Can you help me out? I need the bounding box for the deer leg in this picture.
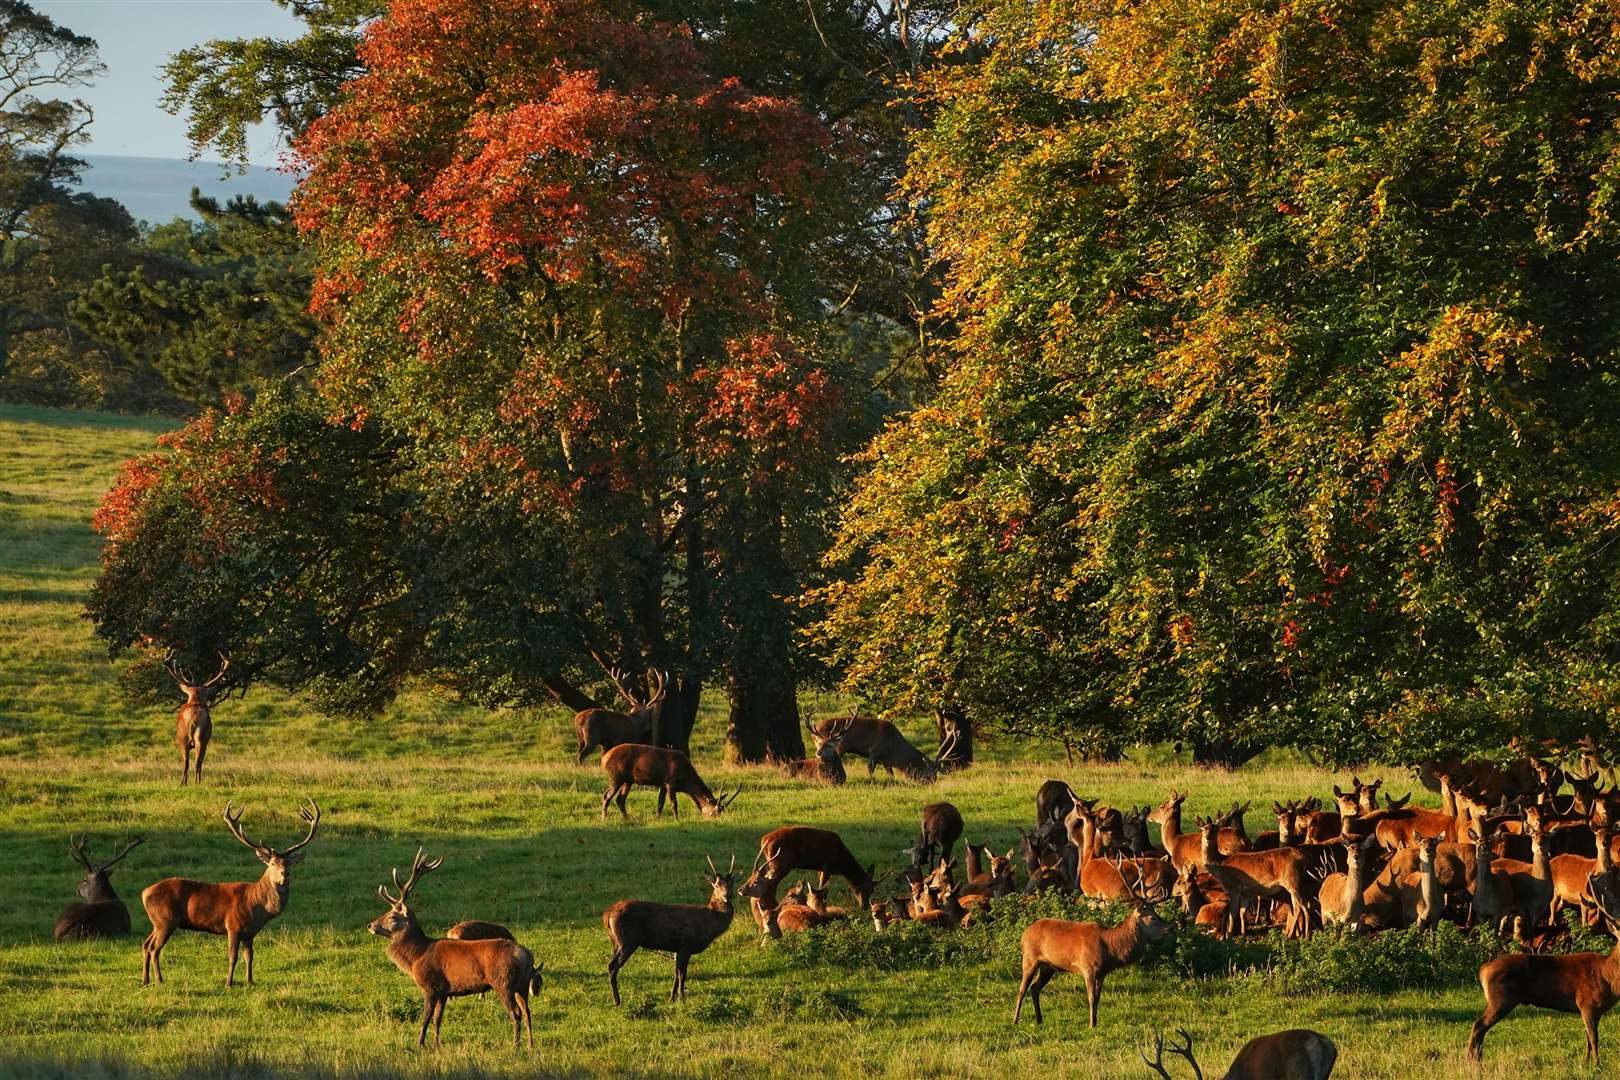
[601,786,615,818]
[656,787,666,816]
[1469,997,1515,1060]
[671,952,688,1001]
[194,738,207,783]
[577,738,592,766]
[1085,972,1103,1028]
[517,990,533,1051]
[149,927,170,983]
[244,937,254,984]
[608,945,633,1005]
[432,997,446,1048]
[1584,1006,1600,1065]
[180,742,191,785]
[668,787,680,819]
[226,931,240,987]
[616,785,630,817]
[418,996,435,1047]
[1013,961,1044,1023]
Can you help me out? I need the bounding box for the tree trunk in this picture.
[935,706,973,770]
[1191,737,1265,769]
[725,663,803,764]
[539,674,599,713]
[661,674,701,756]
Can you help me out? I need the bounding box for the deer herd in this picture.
[60,682,1620,1074]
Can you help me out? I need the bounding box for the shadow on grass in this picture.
[0,1055,669,1080]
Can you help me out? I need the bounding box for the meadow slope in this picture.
[0,404,1593,1079]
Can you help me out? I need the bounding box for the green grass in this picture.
[0,403,1603,1079]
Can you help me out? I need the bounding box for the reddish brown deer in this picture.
[1149,792,1249,872]
[599,743,739,819]
[166,650,229,785]
[446,921,515,941]
[604,855,738,1002]
[141,799,320,986]
[1141,1026,1338,1079]
[740,826,884,908]
[1470,869,1620,1063]
[1011,873,1171,1026]
[1198,818,1310,938]
[1172,863,1228,937]
[54,836,143,940]
[574,668,667,764]
[1550,821,1613,928]
[368,849,542,1050]
[1316,837,1373,930]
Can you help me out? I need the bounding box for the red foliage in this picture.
[694,333,843,472]
[93,454,165,544]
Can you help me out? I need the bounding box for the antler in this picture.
[283,799,321,855]
[99,836,144,871]
[604,666,643,709]
[387,846,443,904]
[717,785,743,811]
[201,652,231,689]
[69,835,95,871]
[1140,1028,1203,1080]
[645,668,668,705]
[223,802,266,853]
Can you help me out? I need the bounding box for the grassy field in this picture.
[0,403,1602,1079]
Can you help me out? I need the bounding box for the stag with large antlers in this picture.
[165,650,229,785]
[54,836,143,940]
[140,799,320,986]
[1141,1027,1338,1079]
[573,668,668,764]
[808,710,956,781]
[1012,867,1170,1026]
[741,826,886,908]
[603,855,738,1003]
[599,743,739,818]
[369,848,543,1051]
[781,715,850,783]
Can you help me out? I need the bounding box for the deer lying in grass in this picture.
[741,827,884,908]
[1011,871,1171,1026]
[55,836,143,940]
[141,799,320,986]
[604,855,737,1003]
[1198,818,1310,938]
[781,716,850,783]
[574,667,666,764]
[369,849,542,1050]
[1173,864,1228,937]
[166,651,230,785]
[599,744,740,819]
[1470,868,1620,1063]
[1141,1026,1337,1079]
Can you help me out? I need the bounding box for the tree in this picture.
[814,0,1620,766]
[74,192,316,407]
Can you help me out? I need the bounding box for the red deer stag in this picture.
[1470,868,1620,1063]
[599,743,740,819]
[369,849,542,1050]
[574,668,667,764]
[906,802,965,871]
[604,855,738,1003]
[781,716,850,783]
[1012,872,1171,1026]
[741,826,885,908]
[1141,1027,1337,1080]
[809,710,957,781]
[141,799,320,986]
[55,835,143,940]
[166,650,229,785]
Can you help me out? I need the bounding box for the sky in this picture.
[35,1,306,169]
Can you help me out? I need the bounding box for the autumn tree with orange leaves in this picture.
[90,0,865,760]
[815,0,1620,765]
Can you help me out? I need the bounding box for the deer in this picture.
[1469,868,1620,1063]
[141,799,320,986]
[1149,791,1249,872]
[781,715,850,782]
[740,826,885,909]
[573,667,667,764]
[599,743,739,819]
[1036,780,1079,827]
[604,855,738,1003]
[809,710,956,780]
[54,836,143,940]
[1172,863,1228,937]
[1070,805,1171,901]
[1141,1026,1338,1080]
[1011,870,1171,1026]
[1550,821,1613,928]
[1492,806,1554,930]
[1198,818,1310,938]
[446,921,515,941]
[1401,832,1445,930]
[803,883,851,920]
[1315,836,1374,930]
[906,802,964,871]
[166,650,229,785]
[959,845,1018,901]
[1469,825,1514,933]
[368,849,542,1050]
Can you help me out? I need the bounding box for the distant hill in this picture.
[74,154,297,226]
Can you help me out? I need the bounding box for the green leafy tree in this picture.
[815,0,1620,765]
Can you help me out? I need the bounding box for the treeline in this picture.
[76,0,1620,766]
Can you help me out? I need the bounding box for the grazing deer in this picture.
[1198,818,1310,938]
[1011,874,1171,1026]
[906,802,964,871]
[741,826,885,908]
[1149,792,1248,872]
[809,710,957,781]
[599,743,739,819]
[166,650,229,785]
[368,849,542,1050]
[1470,869,1620,1063]
[574,668,667,764]
[604,855,738,1003]
[141,799,320,986]
[447,921,515,941]
[1141,1026,1338,1080]
[54,836,143,940]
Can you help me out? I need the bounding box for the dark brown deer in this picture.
[740,826,884,908]
[906,802,964,870]
[781,716,850,783]
[1012,872,1171,1026]
[574,668,667,764]
[604,855,738,1003]
[166,650,229,785]
[1470,868,1620,1063]
[599,743,740,818]
[810,710,957,780]
[54,836,143,940]
[369,849,541,1050]
[140,799,320,986]
[1141,1026,1338,1079]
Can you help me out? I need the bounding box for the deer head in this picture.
[605,667,668,735]
[703,853,738,908]
[166,650,231,704]
[68,835,143,903]
[370,847,443,936]
[224,799,320,887]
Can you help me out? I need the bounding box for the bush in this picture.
[1261,921,1495,994]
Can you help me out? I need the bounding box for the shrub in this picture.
[1262,921,1494,994]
